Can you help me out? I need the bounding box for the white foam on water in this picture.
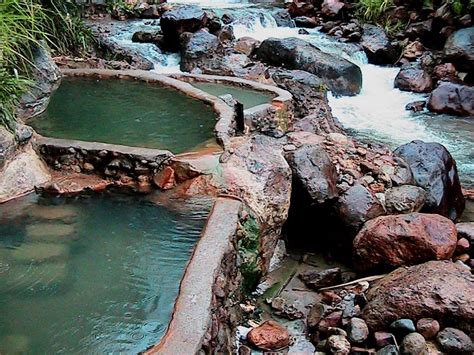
[328,64,432,144]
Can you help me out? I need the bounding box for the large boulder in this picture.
[285,144,338,204]
[394,66,433,93]
[336,183,386,232]
[394,140,465,220]
[321,0,345,18]
[160,5,208,50]
[16,43,61,120]
[427,81,474,116]
[361,24,399,65]
[0,145,51,203]
[443,27,474,74]
[221,135,291,268]
[270,69,342,134]
[255,37,362,96]
[180,30,219,72]
[271,9,295,28]
[353,213,457,272]
[0,127,16,169]
[362,261,474,332]
[180,31,252,76]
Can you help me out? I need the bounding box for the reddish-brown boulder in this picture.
[362,261,474,333]
[432,63,457,82]
[394,66,433,93]
[247,320,290,350]
[427,81,474,116]
[353,213,457,271]
[321,0,345,18]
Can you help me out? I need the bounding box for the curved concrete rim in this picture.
[167,72,293,106]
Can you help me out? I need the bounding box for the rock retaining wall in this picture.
[145,197,244,354]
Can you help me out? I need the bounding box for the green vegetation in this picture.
[355,0,394,23]
[0,0,93,129]
[238,215,263,294]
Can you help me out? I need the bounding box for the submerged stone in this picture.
[28,205,78,221]
[25,223,76,243]
[11,243,70,264]
[0,334,30,354]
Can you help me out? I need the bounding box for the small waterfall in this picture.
[103,3,473,185]
[328,64,474,185]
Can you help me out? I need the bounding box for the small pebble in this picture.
[390,319,416,337]
[416,318,440,339]
[401,332,426,354]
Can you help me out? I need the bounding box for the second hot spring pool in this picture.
[192,82,274,109]
[29,78,217,154]
[0,191,212,353]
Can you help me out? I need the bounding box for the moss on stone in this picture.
[238,214,263,294]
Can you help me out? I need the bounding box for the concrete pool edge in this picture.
[145,196,243,354]
[168,73,294,136]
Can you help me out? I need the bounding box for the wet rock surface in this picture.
[394,66,433,93]
[360,24,398,65]
[353,213,458,271]
[427,81,474,116]
[17,44,62,120]
[443,26,474,74]
[394,140,465,220]
[180,30,220,72]
[160,5,208,50]
[255,37,362,96]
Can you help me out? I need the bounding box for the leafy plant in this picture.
[0,0,93,129]
[41,0,95,55]
[355,0,394,23]
[0,69,31,129]
[0,0,47,73]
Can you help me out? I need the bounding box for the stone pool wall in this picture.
[169,73,294,137]
[35,136,172,183]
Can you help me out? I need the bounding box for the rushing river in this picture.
[105,0,473,187]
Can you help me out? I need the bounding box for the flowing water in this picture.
[101,1,473,183]
[30,77,217,154]
[0,191,212,353]
[192,82,274,109]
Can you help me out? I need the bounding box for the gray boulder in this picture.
[394,140,465,220]
[361,24,399,65]
[255,37,362,96]
[285,144,338,204]
[443,27,474,74]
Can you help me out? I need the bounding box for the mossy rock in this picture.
[11,243,70,264]
[25,223,77,243]
[0,334,30,354]
[28,205,78,222]
[238,216,263,294]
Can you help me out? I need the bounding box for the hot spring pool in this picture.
[29,78,217,154]
[192,82,274,109]
[0,191,212,353]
